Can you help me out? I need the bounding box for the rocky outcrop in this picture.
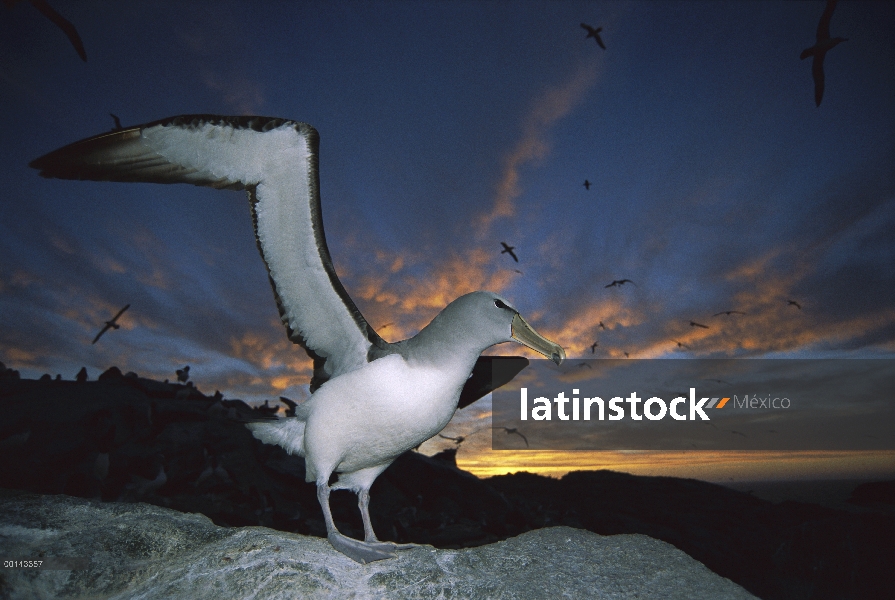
[0,491,755,600]
[1,374,892,599]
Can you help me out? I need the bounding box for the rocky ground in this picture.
[1,369,892,599]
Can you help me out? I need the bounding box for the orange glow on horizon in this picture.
[453,449,895,482]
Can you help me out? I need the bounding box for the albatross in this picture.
[30,114,566,564]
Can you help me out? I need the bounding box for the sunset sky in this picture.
[1,1,892,482]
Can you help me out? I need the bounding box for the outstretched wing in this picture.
[111,303,130,322]
[31,115,388,389]
[817,0,837,42]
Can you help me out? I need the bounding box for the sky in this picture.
[1,1,893,482]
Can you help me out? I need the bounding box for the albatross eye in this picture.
[494,299,509,310]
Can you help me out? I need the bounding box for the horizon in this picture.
[2,1,893,483]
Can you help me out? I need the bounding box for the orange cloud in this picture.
[477,61,601,235]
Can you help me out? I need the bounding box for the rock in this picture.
[98,366,124,381]
[0,490,755,600]
[848,480,895,506]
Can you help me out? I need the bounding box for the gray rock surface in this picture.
[0,490,754,599]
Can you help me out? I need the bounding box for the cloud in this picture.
[476,61,601,235]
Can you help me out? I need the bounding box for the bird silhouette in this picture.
[702,378,733,386]
[10,0,87,61]
[712,310,746,317]
[605,279,635,288]
[623,351,630,358]
[175,365,190,383]
[500,242,518,262]
[438,433,469,447]
[580,23,606,49]
[109,113,123,131]
[671,339,690,349]
[493,426,529,448]
[590,341,598,353]
[91,304,129,344]
[800,0,847,107]
[598,321,606,330]
[689,321,709,329]
[279,396,298,417]
[583,179,591,190]
[787,300,802,310]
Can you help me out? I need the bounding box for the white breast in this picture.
[303,354,465,474]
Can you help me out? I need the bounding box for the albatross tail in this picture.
[246,419,307,457]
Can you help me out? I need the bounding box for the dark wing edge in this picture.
[457,356,529,409]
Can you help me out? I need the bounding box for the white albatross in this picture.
[30,114,566,564]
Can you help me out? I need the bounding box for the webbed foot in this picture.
[328,532,397,564]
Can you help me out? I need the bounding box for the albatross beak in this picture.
[511,313,565,366]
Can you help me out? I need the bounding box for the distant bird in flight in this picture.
[109,113,123,131]
[438,433,471,447]
[623,351,630,358]
[800,0,848,107]
[493,426,529,448]
[279,396,298,417]
[787,300,802,310]
[598,321,606,330]
[590,341,598,354]
[713,310,746,317]
[605,279,635,288]
[580,23,606,50]
[583,179,591,190]
[176,365,190,383]
[513,269,523,275]
[8,0,87,61]
[500,242,518,262]
[91,303,129,344]
[672,339,690,349]
[689,321,709,329]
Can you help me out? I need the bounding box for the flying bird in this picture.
[500,241,518,262]
[671,340,689,349]
[91,303,129,344]
[605,279,635,288]
[689,321,709,329]
[598,321,606,330]
[583,179,591,190]
[590,341,598,353]
[787,300,802,310]
[279,396,298,417]
[712,310,746,317]
[580,23,606,49]
[9,0,87,61]
[31,114,565,565]
[437,432,480,447]
[800,0,848,107]
[493,426,529,448]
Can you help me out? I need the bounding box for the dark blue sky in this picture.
[1,1,893,478]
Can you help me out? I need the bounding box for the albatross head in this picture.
[427,291,565,365]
